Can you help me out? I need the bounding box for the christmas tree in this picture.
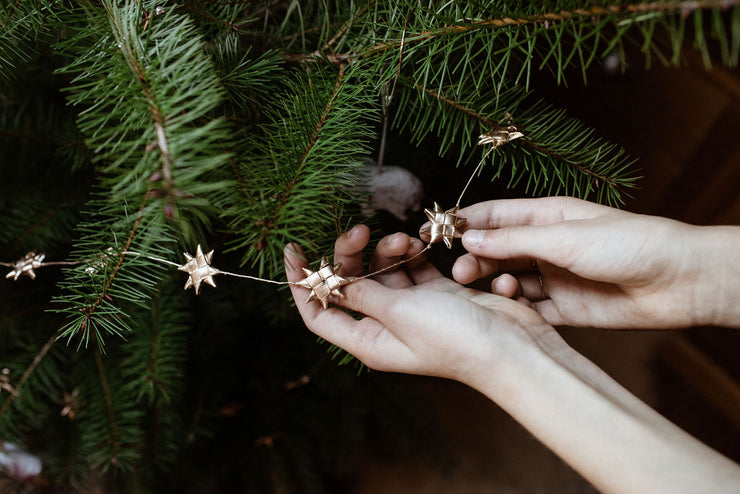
[1,0,737,491]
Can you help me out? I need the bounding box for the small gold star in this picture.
[297,258,350,309]
[477,126,524,147]
[420,202,467,249]
[178,245,220,295]
[5,252,46,280]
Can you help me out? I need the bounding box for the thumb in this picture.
[461,223,580,268]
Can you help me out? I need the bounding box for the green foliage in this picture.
[223,62,379,275]
[0,0,738,491]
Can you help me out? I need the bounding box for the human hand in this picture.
[284,225,555,387]
[450,196,738,329]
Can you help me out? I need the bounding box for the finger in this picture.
[516,273,549,301]
[458,196,610,230]
[334,224,371,277]
[452,252,534,284]
[369,233,415,288]
[403,238,444,285]
[334,277,407,323]
[530,299,566,326]
[490,273,521,298]
[462,223,580,269]
[285,245,417,371]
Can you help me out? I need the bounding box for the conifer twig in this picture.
[413,83,623,192]
[0,329,58,419]
[82,192,150,326]
[358,0,740,59]
[94,349,120,464]
[259,63,347,236]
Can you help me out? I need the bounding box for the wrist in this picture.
[689,225,740,328]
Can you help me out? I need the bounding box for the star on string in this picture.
[477,125,524,148]
[0,368,18,397]
[297,258,350,309]
[5,252,46,280]
[420,202,467,249]
[178,245,221,295]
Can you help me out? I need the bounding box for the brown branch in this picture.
[414,84,622,189]
[0,329,59,419]
[94,350,120,464]
[284,0,740,64]
[83,191,150,325]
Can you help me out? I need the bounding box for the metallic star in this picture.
[297,258,350,310]
[477,126,524,148]
[5,252,46,280]
[178,245,220,295]
[420,202,467,249]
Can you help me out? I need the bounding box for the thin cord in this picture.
[122,251,181,268]
[456,145,495,208]
[353,244,432,281]
[218,270,293,286]
[123,250,296,285]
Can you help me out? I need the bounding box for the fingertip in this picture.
[407,237,425,256]
[461,229,485,251]
[451,254,479,284]
[380,232,411,257]
[336,224,370,254]
[491,273,519,298]
[346,223,370,239]
[284,244,311,283]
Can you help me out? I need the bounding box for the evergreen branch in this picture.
[357,0,740,59]
[225,62,379,274]
[94,350,119,465]
[0,329,58,420]
[83,192,150,329]
[411,83,624,191]
[8,178,92,254]
[264,63,347,232]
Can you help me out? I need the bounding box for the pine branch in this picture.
[0,330,58,421]
[395,79,638,205]
[94,350,119,466]
[224,62,379,275]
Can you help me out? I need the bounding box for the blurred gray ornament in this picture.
[360,160,423,221]
[0,442,42,480]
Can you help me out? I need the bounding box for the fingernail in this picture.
[462,229,484,246]
[419,222,430,233]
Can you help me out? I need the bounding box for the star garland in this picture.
[1,128,523,309]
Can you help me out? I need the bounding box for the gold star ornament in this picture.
[477,125,524,148]
[420,202,467,249]
[5,252,46,280]
[178,245,221,295]
[297,257,350,309]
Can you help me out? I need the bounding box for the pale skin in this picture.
[284,196,740,494]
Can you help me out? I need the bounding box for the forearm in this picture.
[470,342,740,494]
[691,225,740,328]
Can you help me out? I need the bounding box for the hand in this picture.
[450,196,738,329]
[283,225,555,387]
[284,225,740,494]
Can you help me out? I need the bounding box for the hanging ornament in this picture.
[477,125,524,147]
[177,245,221,295]
[420,203,467,249]
[0,368,18,397]
[4,252,46,281]
[296,257,350,309]
[60,389,81,420]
